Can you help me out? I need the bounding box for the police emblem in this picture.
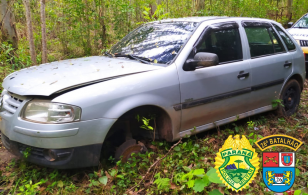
[262,152,295,192]
[215,135,259,192]
[255,135,303,193]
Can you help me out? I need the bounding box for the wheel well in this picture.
[289,74,304,91]
[105,105,173,144]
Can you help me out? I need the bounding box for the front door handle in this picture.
[284,61,292,68]
[237,71,249,80]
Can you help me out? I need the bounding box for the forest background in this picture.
[1,0,308,75]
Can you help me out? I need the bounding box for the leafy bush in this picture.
[0,42,32,92]
[0,42,32,70]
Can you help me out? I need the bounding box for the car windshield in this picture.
[109,21,198,65]
[294,14,308,28]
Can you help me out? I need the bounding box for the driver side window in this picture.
[195,26,243,64]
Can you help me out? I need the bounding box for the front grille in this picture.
[1,92,25,114]
[299,40,308,47]
[18,143,45,158]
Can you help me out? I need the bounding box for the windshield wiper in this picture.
[114,54,152,64]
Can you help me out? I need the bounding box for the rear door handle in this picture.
[284,61,292,68]
[237,71,249,80]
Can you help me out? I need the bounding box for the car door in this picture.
[177,22,253,132]
[242,21,293,109]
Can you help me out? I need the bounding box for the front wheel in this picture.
[276,79,301,116]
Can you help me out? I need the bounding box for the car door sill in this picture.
[178,105,273,138]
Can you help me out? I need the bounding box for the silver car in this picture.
[0,17,305,168]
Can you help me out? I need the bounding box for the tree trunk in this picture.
[287,0,292,21]
[0,0,18,49]
[40,0,47,63]
[98,0,106,49]
[23,0,37,65]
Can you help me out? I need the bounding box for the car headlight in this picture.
[22,100,81,123]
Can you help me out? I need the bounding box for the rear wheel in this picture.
[276,79,301,116]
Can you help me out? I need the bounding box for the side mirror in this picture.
[184,52,219,71]
[287,22,293,28]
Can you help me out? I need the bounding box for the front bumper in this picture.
[0,93,117,168]
[1,132,102,169]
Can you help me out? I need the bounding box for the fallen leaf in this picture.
[170,183,177,189]
[39,187,46,192]
[128,191,134,195]
[208,138,215,144]
[144,180,152,187]
[149,145,157,151]
[105,171,112,179]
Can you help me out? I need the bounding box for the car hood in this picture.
[3,56,163,96]
[288,28,308,40]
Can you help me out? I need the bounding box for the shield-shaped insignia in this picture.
[263,152,295,192]
[281,153,293,166]
[215,135,259,192]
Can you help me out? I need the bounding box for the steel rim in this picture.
[283,86,297,111]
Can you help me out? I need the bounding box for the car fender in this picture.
[52,64,181,136]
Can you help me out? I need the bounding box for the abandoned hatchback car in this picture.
[0,17,305,168]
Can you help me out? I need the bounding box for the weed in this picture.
[272,99,284,109]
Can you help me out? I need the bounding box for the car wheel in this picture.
[276,79,301,116]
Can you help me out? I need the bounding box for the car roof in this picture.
[157,16,278,24]
[158,16,227,23]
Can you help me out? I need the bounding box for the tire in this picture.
[276,79,301,117]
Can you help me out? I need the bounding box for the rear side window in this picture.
[244,26,285,58]
[268,27,285,53]
[196,28,243,63]
[272,24,296,51]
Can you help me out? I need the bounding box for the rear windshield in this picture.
[293,14,308,28]
[110,22,198,65]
